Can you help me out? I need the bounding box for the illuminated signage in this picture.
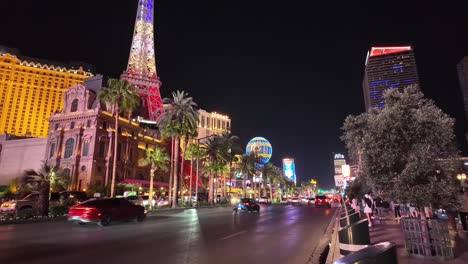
[282,158,296,184]
[334,153,344,160]
[369,46,412,57]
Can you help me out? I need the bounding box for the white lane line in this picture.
[219,230,247,241]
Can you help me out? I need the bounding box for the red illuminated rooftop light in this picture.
[369,46,412,57]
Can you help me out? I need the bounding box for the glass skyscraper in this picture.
[362,46,420,111]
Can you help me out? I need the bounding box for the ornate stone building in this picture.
[44,77,168,191]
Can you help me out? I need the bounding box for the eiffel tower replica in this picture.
[120,0,163,122]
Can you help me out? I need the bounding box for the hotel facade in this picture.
[0,47,93,137]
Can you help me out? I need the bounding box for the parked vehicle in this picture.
[233,198,260,213]
[315,195,331,208]
[67,198,146,226]
[308,198,315,205]
[0,192,40,215]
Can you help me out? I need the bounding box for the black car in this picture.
[233,198,260,213]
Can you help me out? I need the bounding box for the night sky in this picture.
[2,1,468,188]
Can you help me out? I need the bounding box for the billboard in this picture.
[282,158,296,184]
[333,153,346,175]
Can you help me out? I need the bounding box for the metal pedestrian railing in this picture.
[401,218,453,260]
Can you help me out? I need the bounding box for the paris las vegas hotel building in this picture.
[0,47,231,190]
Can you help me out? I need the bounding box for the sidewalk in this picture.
[369,212,468,263]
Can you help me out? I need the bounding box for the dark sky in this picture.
[2,0,468,188]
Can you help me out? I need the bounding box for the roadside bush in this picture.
[16,207,34,219]
[49,205,68,217]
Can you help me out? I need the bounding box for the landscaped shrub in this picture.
[49,205,68,217]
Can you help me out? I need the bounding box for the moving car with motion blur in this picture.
[314,195,332,208]
[233,198,260,213]
[67,198,146,226]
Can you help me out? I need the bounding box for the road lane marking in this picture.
[219,230,247,241]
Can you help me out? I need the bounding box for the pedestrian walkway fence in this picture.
[402,218,453,260]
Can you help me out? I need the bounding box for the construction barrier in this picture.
[339,212,360,228]
[334,241,398,264]
[338,218,370,256]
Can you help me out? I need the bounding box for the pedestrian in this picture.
[392,199,401,220]
[458,190,468,232]
[351,195,359,215]
[364,192,374,227]
[374,196,384,220]
[408,203,418,218]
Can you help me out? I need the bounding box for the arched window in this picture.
[64,138,74,158]
[70,122,75,129]
[70,99,78,112]
[86,120,92,128]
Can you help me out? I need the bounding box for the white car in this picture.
[290,197,300,205]
[258,197,271,204]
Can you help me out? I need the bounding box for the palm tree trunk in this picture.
[189,155,193,206]
[228,163,232,198]
[148,166,155,210]
[179,135,188,205]
[242,173,247,198]
[40,182,50,217]
[168,137,174,205]
[172,137,180,208]
[269,180,273,203]
[110,106,119,198]
[208,173,214,205]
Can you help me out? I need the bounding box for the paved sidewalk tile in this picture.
[369,213,468,264]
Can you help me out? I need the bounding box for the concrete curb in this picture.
[0,216,66,225]
[307,207,341,264]
[325,216,340,264]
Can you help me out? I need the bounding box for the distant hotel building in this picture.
[362,46,420,111]
[0,46,93,137]
[457,57,468,122]
[197,109,231,140]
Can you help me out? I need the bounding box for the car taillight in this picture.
[244,202,249,205]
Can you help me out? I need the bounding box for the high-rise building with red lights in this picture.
[362,46,420,111]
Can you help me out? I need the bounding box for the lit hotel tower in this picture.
[120,0,163,120]
[362,46,420,111]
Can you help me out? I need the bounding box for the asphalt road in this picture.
[0,204,336,264]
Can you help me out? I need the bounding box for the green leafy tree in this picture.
[139,147,170,209]
[98,78,140,197]
[342,85,460,212]
[156,90,199,208]
[21,163,69,216]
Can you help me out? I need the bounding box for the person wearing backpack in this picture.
[364,191,374,227]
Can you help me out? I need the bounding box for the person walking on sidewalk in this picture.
[392,199,401,220]
[374,196,384,220]
[458,190,468,232]
[364,192,374,227]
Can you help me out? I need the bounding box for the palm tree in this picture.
[21,163,69,216]
[261,163,284,202]
[156,91,199,208]
[234,152,259,198]
[98,78,140,197]
[202,136,224,204]
[217,133,241,199]
[139,147,169,210]
[186,143,204,205]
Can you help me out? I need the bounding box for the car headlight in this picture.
[1,202,15,207]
